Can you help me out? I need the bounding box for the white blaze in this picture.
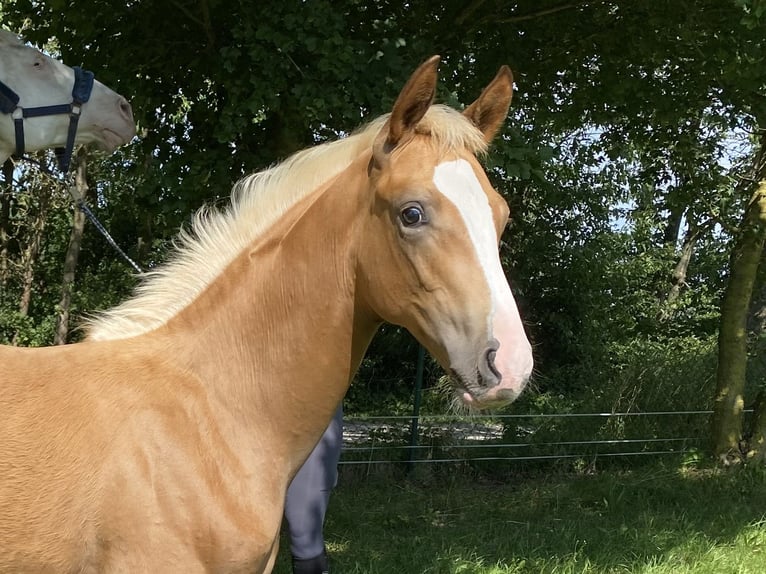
[432,159,533,389]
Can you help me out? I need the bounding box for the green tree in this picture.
[2,2,766,456]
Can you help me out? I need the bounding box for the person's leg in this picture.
[284,407,343,574]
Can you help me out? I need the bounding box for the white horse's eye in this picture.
[400,204,425,227]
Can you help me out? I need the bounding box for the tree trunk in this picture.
[662,202,685,247]
[0,159,13,285]
[136,211,153,264]
[711,179,766,462]
[666,226,697,304]
[747,390,766,464]
[746,253,766,462]
[749,257,766,336]
[53,151,89,345]
[658,215,704,319]
[11,179,51,344]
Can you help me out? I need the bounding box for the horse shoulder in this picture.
[89,345,284,569]
[0,341,284,570]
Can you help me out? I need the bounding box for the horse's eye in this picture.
[400,204,425,227]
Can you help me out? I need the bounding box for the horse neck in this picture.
[160,156,379,468]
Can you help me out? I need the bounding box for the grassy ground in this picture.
[272,461,766,573]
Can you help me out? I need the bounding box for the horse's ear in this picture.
[384,55,440,149]
[463,65,514,143]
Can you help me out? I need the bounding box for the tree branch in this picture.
[496,0,612,24]
[199,0,216,50]
[168,0,215,50]
[456,0,489,26]
[169,0,204,28]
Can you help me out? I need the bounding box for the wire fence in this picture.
[339,334,766,471]
[339,410,752,468]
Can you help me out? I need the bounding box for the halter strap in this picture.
[0,65,95,173]
[0,82,20,114]
[72,66,94,104]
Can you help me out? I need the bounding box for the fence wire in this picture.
[339,410,753,467]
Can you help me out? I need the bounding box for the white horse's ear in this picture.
[380,56,440,153]
[463,66,514,143]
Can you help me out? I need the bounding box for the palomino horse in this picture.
[0,56,533,573]
[0,29,135,168]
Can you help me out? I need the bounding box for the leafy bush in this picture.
[502,335,720,469]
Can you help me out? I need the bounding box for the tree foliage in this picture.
[2,1,765,459]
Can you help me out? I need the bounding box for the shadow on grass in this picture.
[273,461,766,573]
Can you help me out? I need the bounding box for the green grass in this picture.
[273,462,766,573]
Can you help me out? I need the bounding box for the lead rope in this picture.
[68,192,143,273]
[63,157,144,273]
[14,153,144,273]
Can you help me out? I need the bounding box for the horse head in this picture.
[0,30,135,163]
[358,56,533,410]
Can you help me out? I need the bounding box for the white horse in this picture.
[0,29,135,167]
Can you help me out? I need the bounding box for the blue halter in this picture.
[0,65,95,173]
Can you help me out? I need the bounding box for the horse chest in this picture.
[93,417,284,572]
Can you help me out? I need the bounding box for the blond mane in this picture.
[85,105,487,341]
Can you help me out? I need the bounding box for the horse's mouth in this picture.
[450,368,520,411]
[98,128,134,151]
[449,371,487,408]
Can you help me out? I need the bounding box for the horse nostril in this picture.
[486,348,501,379]
[480,343,501,387]
[118,97,132,120]
[486,348,497,370]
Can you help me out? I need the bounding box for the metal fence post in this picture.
[407,344,426,472]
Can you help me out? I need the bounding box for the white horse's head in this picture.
[0,30,135,164]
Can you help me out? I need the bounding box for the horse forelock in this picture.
[84,105,485,341]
